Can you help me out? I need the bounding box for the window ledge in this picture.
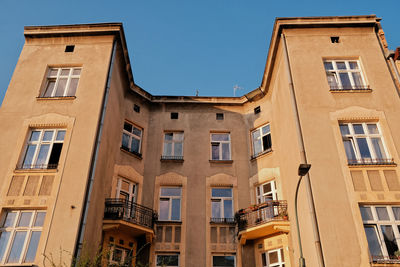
[36,96,76,101]
[120,147,142,159]
[348,163,397,168]
[329,88,372,93]
[160,156,184,162]
[251,149,273,161]
[155,220,182,225]
[209,160,233,164]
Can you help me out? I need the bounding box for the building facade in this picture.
[0,15,400,267]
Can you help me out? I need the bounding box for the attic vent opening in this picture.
[171,112,178,119]
[65,45,75,52]
[133,104,140,113]
[330,37,340,43]
[254,106,261,114]
[216,113,224,120]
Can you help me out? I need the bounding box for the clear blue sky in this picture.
[1,0,399,105]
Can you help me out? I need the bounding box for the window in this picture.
[162,132,184,160]
[121,121,142,156]
[109,246,132,267]
[256,181,277,204]
[0,210,45,264]
[159,188,181,221]
[211,188,233,222]
[254,106,261,114]
[251,124,271,158]
[323,60,368,90]
[42,67,81,97]
[64,45,75,52]
[261,248,285,267]
[171,112,179,119]
[360,205,400,262]
[156,254,179,267]
[211,133,231,160]
[212,255,235,267]
[20,129,66,169]
[216,113,224,120]
[339,122,392,165]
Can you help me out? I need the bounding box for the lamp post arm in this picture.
[295,175,306,267]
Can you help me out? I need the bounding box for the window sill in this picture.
[210,218,235,224]
[251,149,273,161]
[329,87,372,93]
[120,147,142,159]
[155,220,182,225]
[36,96,76,101]
[209,160,233,164]
[160,156,184,163]
[15,164,58,173]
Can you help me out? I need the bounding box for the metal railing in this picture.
[210,217,235,224]
[235,200,288,231]
[329,85,371,91]
[120,146,142,158]
[16,163,58,170]
[251,148,272,160]
[160,155,184,161]
[104,198,156,229]
[370,255,400,264]
[347,158,395,166]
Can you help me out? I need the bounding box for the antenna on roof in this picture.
[195,89,199,96]
[233,85,243,97]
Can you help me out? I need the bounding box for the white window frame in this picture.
[339,122,391,165]
[360,205,400,261]
[156,254,179,267]
[0,210,46,264]
[108,245,133,266]
[212,255,236,267]
[261,248,285,267]
[116,178,137,203]
[42,67,81,97]
[211,188,234,221]
[210,133,231,160]
[158,187,182,222]
[251,124,272,157]
[20,129,66,169]
[256,180,277,204]
[121,121,143,156]
[323,60,367,90]
[162,132,184,159]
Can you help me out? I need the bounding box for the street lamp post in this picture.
[295,163,311,267]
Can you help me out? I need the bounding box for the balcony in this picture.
[235,200,290,245]
[103,198,157,239]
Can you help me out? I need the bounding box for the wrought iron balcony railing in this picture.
[347,158,395,166]
[329,85,371,91]
[104,198,157,229]
[370,255,400,264]
[235,200,288,231]
[16,163,58,170]
[160,155,184,161]
[120,146,142,158]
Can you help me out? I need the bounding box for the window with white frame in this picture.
[121,121,142,156]
[261,248,285,267]
[0,210,46,264]
[156,254,179,267]
[20,129,66,169]
[42,67,81,97]
[212,255,236,267]
[109,246,133,266]
[116,178,137,203]
[211,133,231,160]
[323,60,368,90]
[162,132,184,159]
[211,188,233,222]
[251,124,272,157]
[256,180,277,204]
[159,188,181,221]
[339,122,392,165]
[360,205,400,261]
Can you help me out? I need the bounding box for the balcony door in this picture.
[116,178,137,219]
[256,181,278,222]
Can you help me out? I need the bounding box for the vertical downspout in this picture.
[281,33,325,267]
[73,39,117,260]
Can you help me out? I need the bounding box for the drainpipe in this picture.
[73,39,117,260]
[281,33,325,267]
[387,51,400,97]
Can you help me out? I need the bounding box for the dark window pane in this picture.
[364,226,383,258]
[357,138,371,159]
[381,225,398,256]
[262,134,272,151]
[339,124,350,136]
[360,207,373,221]
[213,255,235,267]
[24,231,41,262]
[212,188,232,198]
[7,231,27,263]
[353,124,364,134]
[48,143,63,166]
[123,122,132,132]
